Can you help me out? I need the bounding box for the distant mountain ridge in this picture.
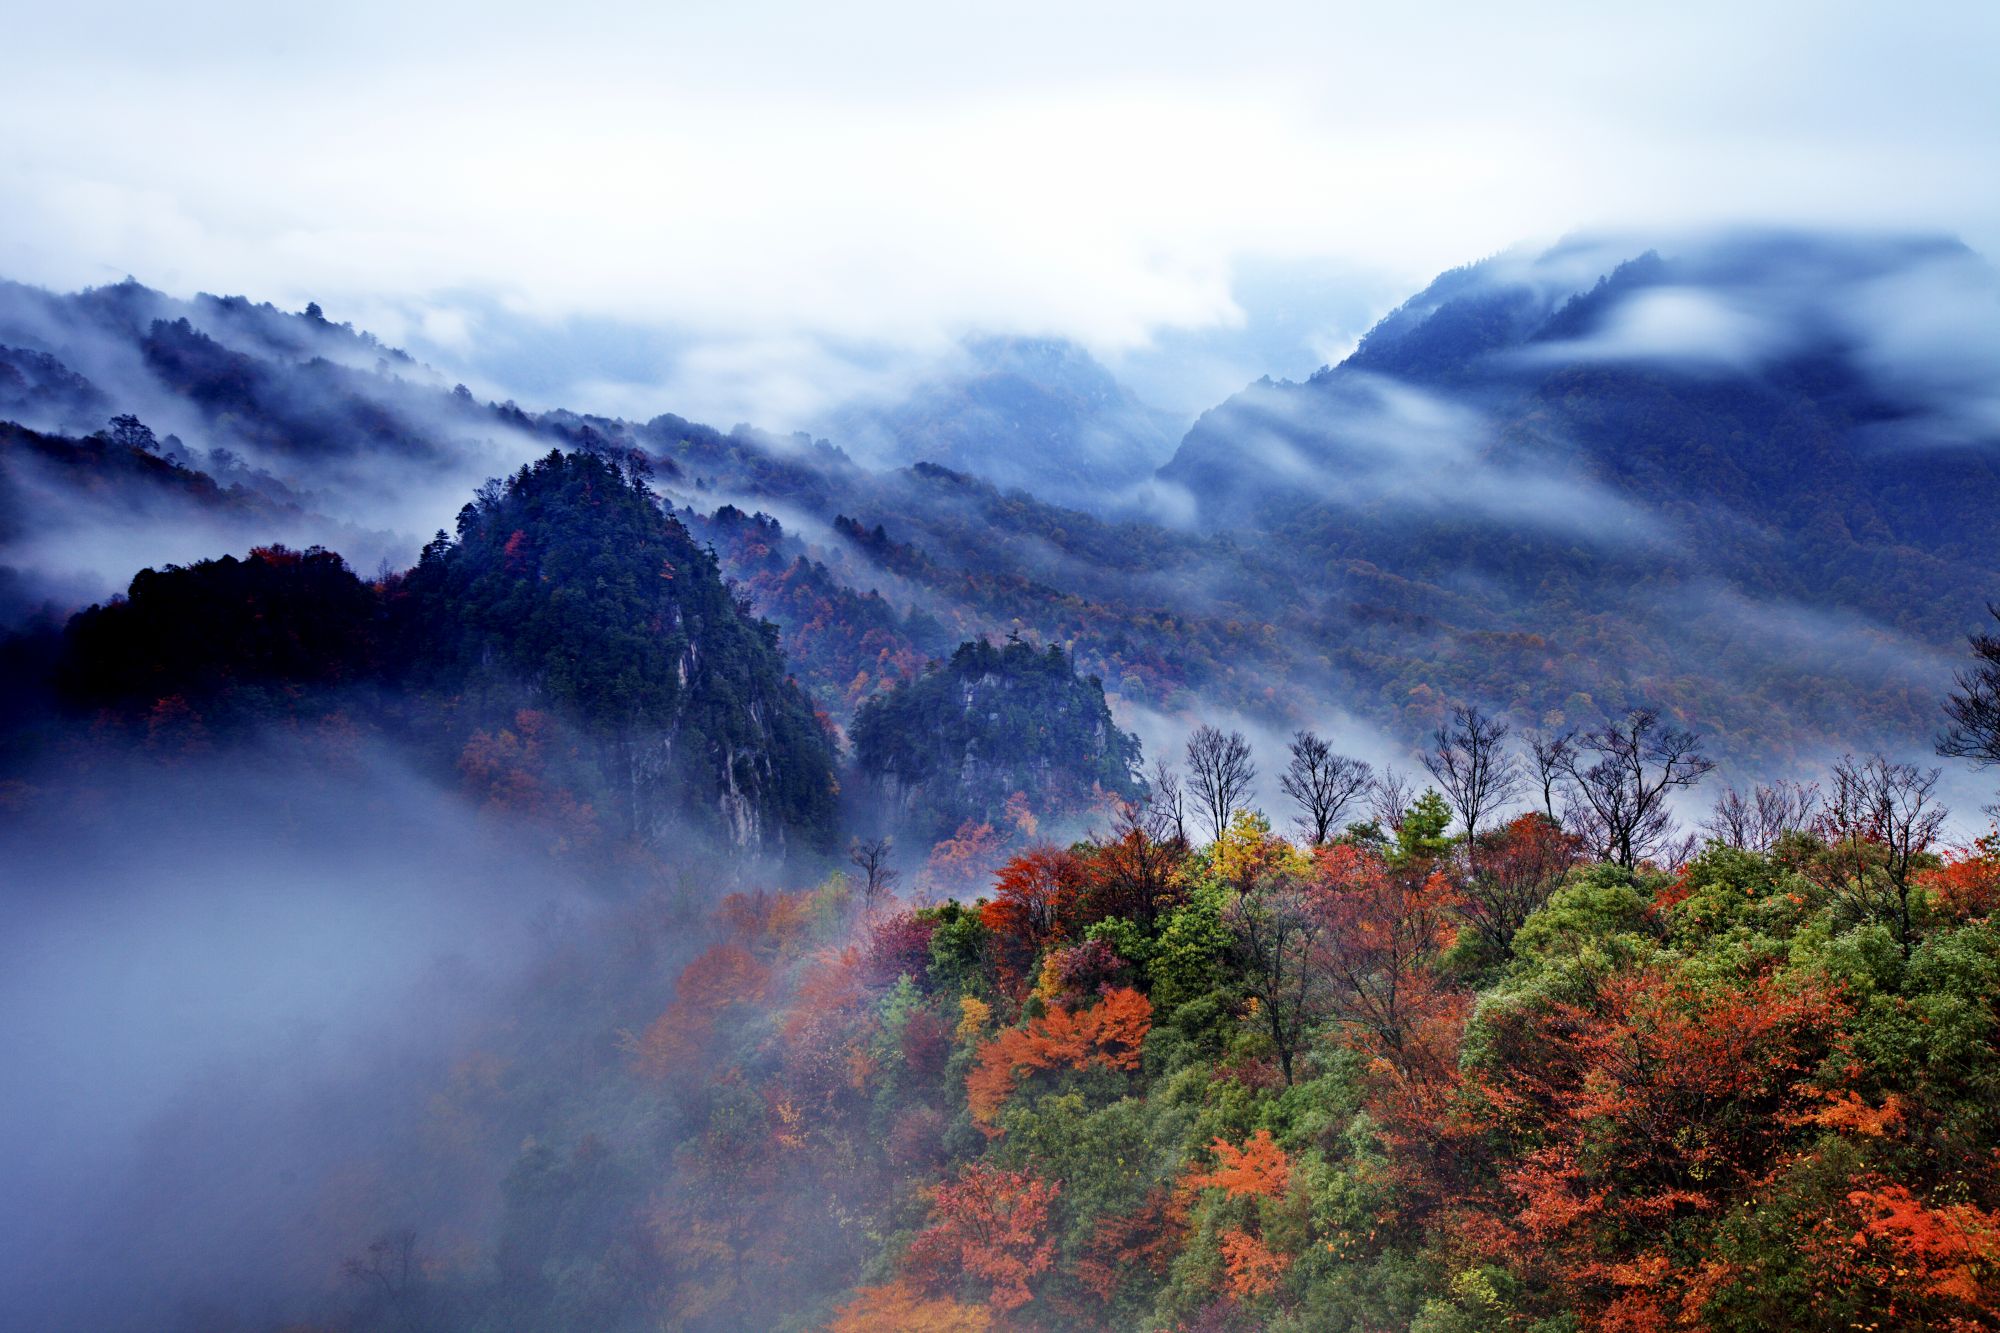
[1156,229,2000,742]
[2,231,1996,778]
[821,334,1183,505]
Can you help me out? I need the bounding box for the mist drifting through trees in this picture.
[5,23,2000,1321]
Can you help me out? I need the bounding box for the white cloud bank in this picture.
[2,1,1998,423]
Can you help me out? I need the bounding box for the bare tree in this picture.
[1146,755,1188,846]
[1558,709,1715,868]
[1422,704,1523,846]
[1701,780,1821,852]
[849,835,899,911]
[1224,871,1327,1085]
[343,1228,426,1333]
[1940,603,2000,813]
[1278,730,1373,846]
[1186,724,1256,843]
[1527,729,1577,822]
[1368,765,1415,836]
[1812,755,1948,957]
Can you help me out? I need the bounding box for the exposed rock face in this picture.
[394,448,840,855]
[41,449,841,856]
[851,637,1143,839]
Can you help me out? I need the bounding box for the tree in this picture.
[829,1281,992,1332]
[1186,724,1256,843]
[1940,603,2000,812]
[1557,709,1714,868]
[1311,843,1462,1073]
[1368,765,1415,835]
[1527,730,1577,823]
[1811,754,1949,957]
[965,987,1150,1128]
[1186,1129,1290,1199]
[1459,813,1584,957]
[920,820,1006,900]
[1278,730,1372,846]
[1225,870,1327,1085]
[1841,1182,2000,1318]
[904,1165,1062,1312]
[982,846,1086,958]
[1460,967,1846,1325]
[1392,790,1454,866]
[1920,833,2000,921]
[850,835,900,911]
[1218,1230,1289,1299]
[631,942,774,1079]
[1422,704,1521,846]
[1144,755,1188,846]
[106,413,158,453]
[342,1228,429,1333]
[1701,780,1820,852]
[1086,808,1186,924]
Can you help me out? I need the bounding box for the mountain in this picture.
[1155,229,2000,758]
[851,636,1145,838]
[8,243,2000,1333]
[821,335,1183,505]
[395,449,841,852]
[4,234,1998,786]
[0,277,531,595]
[32,449,841,855]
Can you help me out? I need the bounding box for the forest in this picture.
[14,490,1996,1329]
[14,2,2000,1325]
[275,654,2000,1332]
[4,237,2000,1331]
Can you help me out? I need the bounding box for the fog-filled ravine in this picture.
[5,217,2000,1330]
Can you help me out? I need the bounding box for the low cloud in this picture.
[1520,285,1789,370]
[1187,371,1668,546]
[9,5,2000,423]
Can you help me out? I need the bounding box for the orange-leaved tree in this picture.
[1454,964,1847,1324]
[1218,1229,1289,1299]
[965,987,1151,1131]
[1920,832,2000,921]
[1186,1129,1290,1199]
[1310,842,1465,1078]
[903,1164,1063,1312]
[629,942,772,1079]
[982,846,1088,965]
[827,1278,993,1332]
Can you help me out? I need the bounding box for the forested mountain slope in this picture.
[19,450,840,855]
[1157,230,2000,756]
[851,637,1145,839]
[4,240,2000,1333]
[821,335,1183,505]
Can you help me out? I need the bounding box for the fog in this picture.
[0,279,565,618]
[0,739,632,1331]
[1510,230,2000,426]
[1166,370,1670,544]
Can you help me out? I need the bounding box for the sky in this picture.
[5,0,2000,424]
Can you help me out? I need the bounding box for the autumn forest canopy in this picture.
[4,228,2000,1333]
